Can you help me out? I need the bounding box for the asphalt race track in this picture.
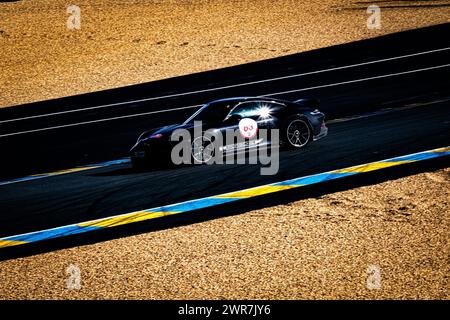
[0,24,449,256]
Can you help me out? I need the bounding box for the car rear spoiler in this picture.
[293,98,320,108]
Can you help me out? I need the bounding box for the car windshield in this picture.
[184,101,235,124]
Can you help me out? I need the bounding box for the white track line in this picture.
[0,64,450,138]
[1,47,449,124]
[1,63,449,138]
[262,63,450,97]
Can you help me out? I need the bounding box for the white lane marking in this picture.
[327,97,450,124]
[262,63,450,97]
[1,63,449,138]
[1,47,449,124]
[0,104,201,138]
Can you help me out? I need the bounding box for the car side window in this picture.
[229,102,260,118]
[227,101,284,120]
[185,102,235,124]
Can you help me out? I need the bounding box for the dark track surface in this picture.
[0,23,449,179]
[0,24,449,243]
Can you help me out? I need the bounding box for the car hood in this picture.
[138,123,199,141]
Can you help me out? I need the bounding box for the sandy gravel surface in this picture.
[0,168,448,299]
[0,0,449,107]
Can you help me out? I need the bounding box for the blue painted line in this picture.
[93,158,131,167]
[0,175,50,186]
[7,225,102,243]
[0,158,130,186]
[275,172,357,186]
[147,197,238,213]
[385,151,450,162]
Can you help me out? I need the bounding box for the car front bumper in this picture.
[313,122,328,141]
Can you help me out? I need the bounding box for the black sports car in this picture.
[130,97,328,167]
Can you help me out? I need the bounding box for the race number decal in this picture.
[239,118,258,139]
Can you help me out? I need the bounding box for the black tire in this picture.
[281,115,312,149]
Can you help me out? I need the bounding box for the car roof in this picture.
[208,96,288,105]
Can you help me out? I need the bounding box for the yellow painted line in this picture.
[31,166,100,178]
[216,185,297,198]
[79,210,179,228]
[334,160,413,173]
[432,146,450,153]
[0,240,28,248]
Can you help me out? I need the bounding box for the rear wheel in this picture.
[282,116,312,149]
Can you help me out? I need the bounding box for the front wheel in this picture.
[191,134,216,164]
[281,116,312,149]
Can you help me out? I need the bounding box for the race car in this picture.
[130,96,328,168]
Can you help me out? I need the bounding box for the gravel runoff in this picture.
[0,168,448,299]
[0,0,448,300]
[0,0,449,107]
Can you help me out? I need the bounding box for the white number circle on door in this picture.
[239,118,258,139]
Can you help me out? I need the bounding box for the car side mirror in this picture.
[224,114,242,124]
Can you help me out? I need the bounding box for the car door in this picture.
[219,101,283,153]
